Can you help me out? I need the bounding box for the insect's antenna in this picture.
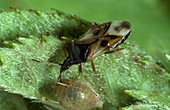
[31,59,79,86]
[31,59,77,74]
[31,59,61,66]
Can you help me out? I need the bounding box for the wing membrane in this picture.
[87,35,123,60]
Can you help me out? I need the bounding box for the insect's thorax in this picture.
[69,42,90,63]
[60,42,91,72]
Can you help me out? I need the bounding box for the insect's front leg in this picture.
[104,48,124,54]
[70,63,82,84]
[56,71,62,86]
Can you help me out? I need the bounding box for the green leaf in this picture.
[124,89,170,109]
[0,8,169,110]
[0,35,63,99]
[0,89,28,110]
[122,103,158,110]
[0,8,91,40]
[0,88,47,110]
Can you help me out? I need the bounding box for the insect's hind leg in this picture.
[91,59,97,74]
[89,48,124,75]
[104,48,124,54]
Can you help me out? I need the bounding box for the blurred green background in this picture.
[0,0,169,70]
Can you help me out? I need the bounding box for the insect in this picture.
[58,21,131,82]
[43,80,104,110]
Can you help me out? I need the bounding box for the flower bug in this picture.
[42,80,104,110]
[58,21,131,82]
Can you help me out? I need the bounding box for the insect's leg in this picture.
[91,59,97,74]
[104,48,124,54]
[54,82,69,97]
[56,71,63,86]
[83,75,89,83]
[70,63,82,84]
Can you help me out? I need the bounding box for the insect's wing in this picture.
[87,35,123,60]
[76,29,99,44]
[86,21,131,60]
[105,21,131,37]
[104,21,131,49]
[76,22,110,44]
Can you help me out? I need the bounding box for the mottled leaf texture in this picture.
[0,8,169,110]
[124,90,170,110]
[0,8,91,40]
[0,88,47,110]
[122,103,159,110]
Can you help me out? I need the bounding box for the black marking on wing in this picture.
[115,21,131,32]
[104,35,120,39]
[119,30,131,45]
[92,29,100,36]
[110,30,131,50]
[124,30,131,40]
[100,40,108,47]
[103,23,111,35]
[120,21,131,29]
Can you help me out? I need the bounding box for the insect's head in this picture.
[60,58,71,73]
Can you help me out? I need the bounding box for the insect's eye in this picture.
[100,40,108,47]
[93,29,100,36]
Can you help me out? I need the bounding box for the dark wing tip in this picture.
[121,21,131,29]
